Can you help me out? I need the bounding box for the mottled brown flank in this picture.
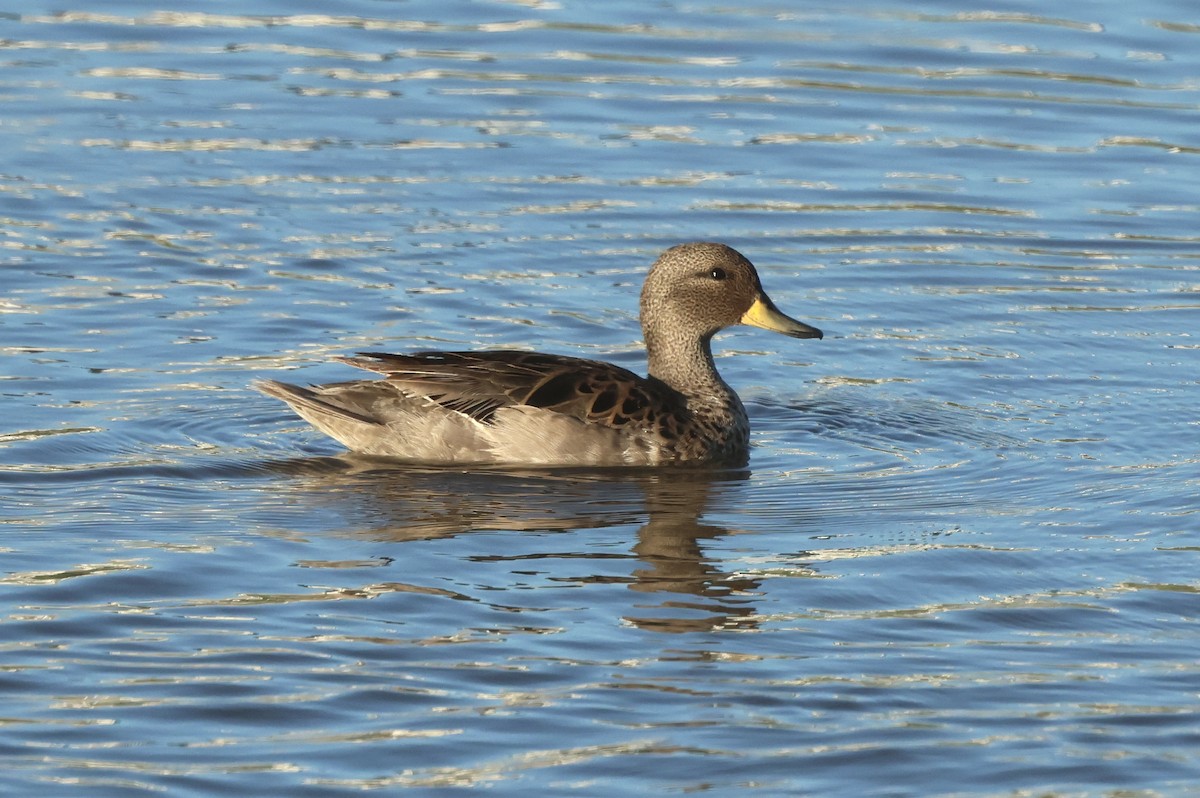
[340,350,689,432]
[590,384,618,415]
[524,371,579,409]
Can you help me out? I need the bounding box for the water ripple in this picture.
[4,0,1200,794]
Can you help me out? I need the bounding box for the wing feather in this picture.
[339,350,684,429]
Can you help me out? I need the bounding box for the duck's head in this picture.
[640,242,823,343]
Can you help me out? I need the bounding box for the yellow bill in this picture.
[740,295,823,339]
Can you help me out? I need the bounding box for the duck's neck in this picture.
[645,328,736,406]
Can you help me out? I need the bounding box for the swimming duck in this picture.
[256,242,822,466]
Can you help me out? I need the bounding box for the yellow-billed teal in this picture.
[256,242,823,466]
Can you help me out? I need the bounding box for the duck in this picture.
[255,242,823,467]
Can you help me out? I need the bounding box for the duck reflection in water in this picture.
[265,457,819,632]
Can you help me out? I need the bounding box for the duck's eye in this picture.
[710,267,727,281]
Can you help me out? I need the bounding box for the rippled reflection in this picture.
[262,458,780,632]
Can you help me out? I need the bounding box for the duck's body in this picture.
[257,242,822,467]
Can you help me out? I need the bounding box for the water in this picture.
[3,0,1199,794]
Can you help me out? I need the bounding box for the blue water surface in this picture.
[2,0,1198,795]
